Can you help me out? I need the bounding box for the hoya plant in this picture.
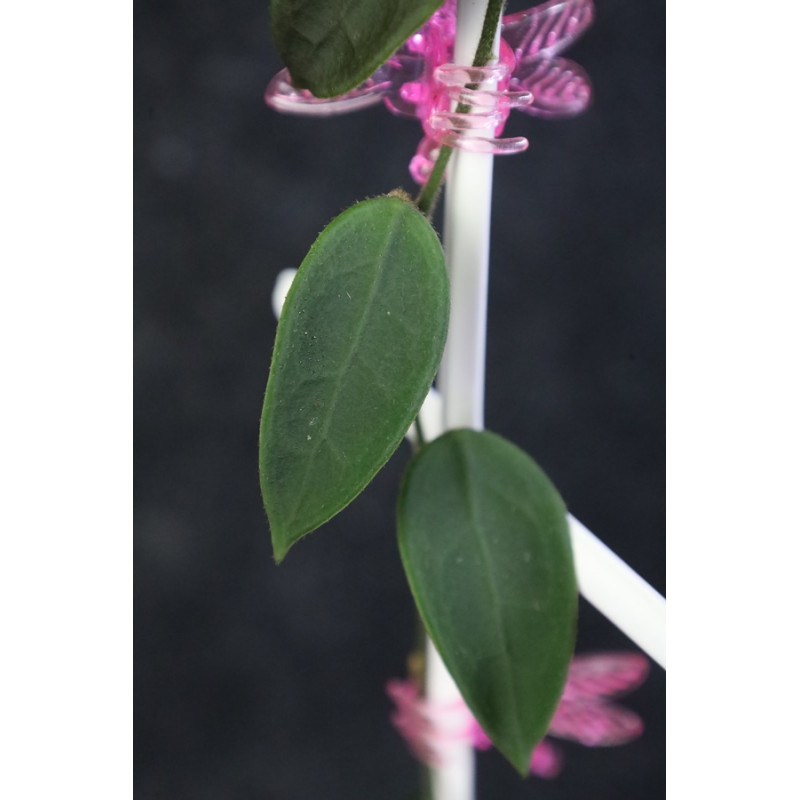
[258,0,664,795]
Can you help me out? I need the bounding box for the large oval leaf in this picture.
[397,429,577,775]
[270,0,443,97]
[260,196,449,562]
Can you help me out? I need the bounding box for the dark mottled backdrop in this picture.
[135,1,665,797]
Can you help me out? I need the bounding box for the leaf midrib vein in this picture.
[454,438,526,754]
[288,207,405,527]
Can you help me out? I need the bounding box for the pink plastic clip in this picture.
[265,0,595,183]
[426,63,532,153]
[387,652,648,778]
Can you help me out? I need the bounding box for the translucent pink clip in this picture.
[426,63,532,154]
[264,0,595,183]
[265,67,391,116]
[387,652,648,779]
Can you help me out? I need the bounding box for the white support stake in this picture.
[569,515,666,668]
[426,3,499,800]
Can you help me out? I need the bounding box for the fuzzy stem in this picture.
[415,0,506,217]
[416,145,453,218]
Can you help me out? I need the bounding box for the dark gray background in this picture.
[135,1,664,797]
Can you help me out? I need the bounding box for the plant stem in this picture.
[415,0,507,217]
[413,416,427,450]
[472,0,506,65]
[416,145,453,218]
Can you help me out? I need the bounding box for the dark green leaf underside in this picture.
[260,195,449,561]
[271,0,443,97]
[397,429,577,775]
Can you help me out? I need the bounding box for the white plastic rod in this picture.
[569,515,666,668]
[426,3,500,800]
[437,0,498,431]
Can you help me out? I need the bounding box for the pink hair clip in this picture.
[265,0,595,183]
[387,652,649,778]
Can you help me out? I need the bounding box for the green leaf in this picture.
[260,195,449,562]
[397,429,577,776]
[270,0,443,97]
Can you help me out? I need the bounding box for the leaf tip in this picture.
[484,726,540,778]
[263,500,291,563]
[270,529,290,564]
[511,749,534,779]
